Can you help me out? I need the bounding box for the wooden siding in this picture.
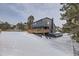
[28,29,49,34]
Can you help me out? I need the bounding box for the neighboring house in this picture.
[28,17,56,34]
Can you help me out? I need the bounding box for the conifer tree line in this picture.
[0,15,34,31]
[0,21,27,31]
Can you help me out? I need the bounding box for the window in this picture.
[47,22,49,25]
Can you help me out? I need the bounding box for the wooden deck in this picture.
[27,29,49,34]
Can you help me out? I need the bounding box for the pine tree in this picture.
[60,3,79,42]
[27,15,34,29]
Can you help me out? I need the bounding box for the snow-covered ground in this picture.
[0,32,74,56]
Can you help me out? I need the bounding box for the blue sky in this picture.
[0,3,66,27]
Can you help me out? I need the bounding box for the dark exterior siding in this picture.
[32,17,52,28]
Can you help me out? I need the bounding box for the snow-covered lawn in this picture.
[0,32,73,56]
